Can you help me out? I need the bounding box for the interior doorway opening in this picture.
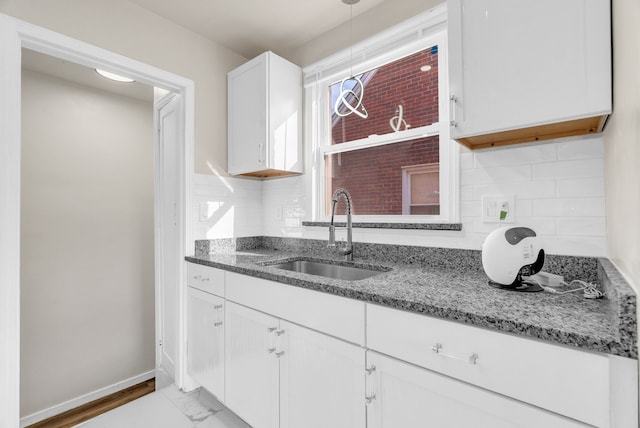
[0,14,195,428]
[20,48,159,424]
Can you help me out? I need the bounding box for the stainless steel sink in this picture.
[268,259,388,281]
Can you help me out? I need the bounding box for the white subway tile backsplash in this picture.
[460,185,474,202]
[473,180,556,200]
[460,201,482,218]
[515,217,557,235]
[540,236,606,257]
[532,159,603,180]
[556,136,604,160]
[533,198,605,217]
[557,177,605,198]
[460,152,474,170]
[469,219,504,234]
[556,218,606,236]
[514,199,533,218]
[461,165,532,186]
[473,143,556,168]
[189,137,607,258]
[191,173,263,242]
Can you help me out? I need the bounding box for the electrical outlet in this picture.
[482,195,515,223]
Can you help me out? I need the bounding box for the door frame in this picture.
[0,13,194,428]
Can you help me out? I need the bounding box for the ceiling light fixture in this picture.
[334,0,368,119]
[95,69,135,83]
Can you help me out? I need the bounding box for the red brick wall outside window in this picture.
[327,47,440,215]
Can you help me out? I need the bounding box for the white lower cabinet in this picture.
[225,301,365,428]
[187,267,637,428]
[279,320,365,428]
[187,287,225,400]
[365,351,588,428]
[225,301,279,428]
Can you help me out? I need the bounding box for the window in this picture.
[402,163,440,215]
[304,5,457,224]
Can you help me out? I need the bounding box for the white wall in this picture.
[604,0,640,292]
[603,0,640,399]
[20,70,154,417]
[262,136,607,257]
[0,0,246,176]
[285,0,443,67]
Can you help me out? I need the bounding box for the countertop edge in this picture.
[185,255,637,359]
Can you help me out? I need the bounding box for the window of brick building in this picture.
[402,163,440,215]
[304,6,458,223]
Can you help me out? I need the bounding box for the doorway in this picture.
[20,49,155,423]
[0,14,195,428]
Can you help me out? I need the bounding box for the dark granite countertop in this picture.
[186,237,637,359]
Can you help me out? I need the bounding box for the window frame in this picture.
[303,4,459,224]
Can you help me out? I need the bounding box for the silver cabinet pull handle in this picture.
[365,364,376,405]
[193,275,202,280]
[202,277,210,282]
[267,326,278,354]
[213,304,223,310]
[432,343,479,365]
[214,321,223,327]
[449,94,458,127]
[274,329,285,358]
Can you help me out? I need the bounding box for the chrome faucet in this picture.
[328,188,353,261]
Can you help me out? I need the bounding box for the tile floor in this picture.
[76,385,251,428]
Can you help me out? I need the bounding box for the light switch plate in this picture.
[482,195,515,223]
[199,202,209,222]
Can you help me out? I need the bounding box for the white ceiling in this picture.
[127,0,386,59]
[21,49,154,103]
[19,0,430,102]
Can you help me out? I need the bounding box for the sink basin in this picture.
[268,259,388,281]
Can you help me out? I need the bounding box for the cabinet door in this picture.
[225,301,279,428]
[228,53,267,175]
[279,321,365,428]
[448,0,610,140]
[366,351,589,428]
[187,287,224,400]
[267,54,303,174]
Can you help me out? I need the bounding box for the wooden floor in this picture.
[27,378,156,428]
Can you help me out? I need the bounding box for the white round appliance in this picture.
[482,226,545,290]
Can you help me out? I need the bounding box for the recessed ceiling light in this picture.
[420,65,432,72]
[95,69,135,83]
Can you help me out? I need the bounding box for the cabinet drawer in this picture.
[186,263,225,296]
[366,351,589,428]
[366,304,610,427]
[226,272,365,345]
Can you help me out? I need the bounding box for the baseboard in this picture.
[20,370,156,428]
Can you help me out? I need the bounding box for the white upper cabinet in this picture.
[447,0,611,149]
[228,51,303,178]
